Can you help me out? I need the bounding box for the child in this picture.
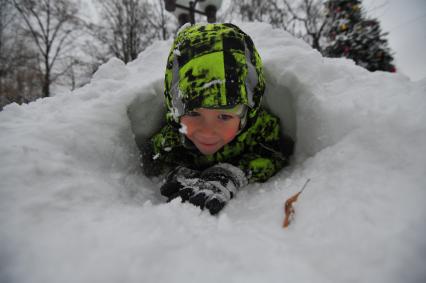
[141,23,293,215]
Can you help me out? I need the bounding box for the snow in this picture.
[1,22,426,283]
[179,123,188,135]
[176,22,192,35]
[202,79,223,89]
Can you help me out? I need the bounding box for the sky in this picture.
[362,0,426,81]
[220,0,426,81]
[81,0,426,81]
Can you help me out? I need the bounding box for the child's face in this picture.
[180,108,241,155]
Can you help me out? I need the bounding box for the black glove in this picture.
[182,163,248,215]
[160,166,200,200]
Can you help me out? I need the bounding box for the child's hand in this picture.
[160,166,200,200]
[178,164,248,215]
[177,180,228,215]
[162,164,247,215]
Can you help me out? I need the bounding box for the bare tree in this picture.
[225,0,328,52]
[90,0,153,63]
[145,0,176,41]
[225,0,295,34]
[1,0,43,110]
[0,0,16,83]
[282,0,329,51]
[227,0,275,22]
[12,0,81,97]
[0,0,13,55]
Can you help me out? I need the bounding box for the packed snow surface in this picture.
[1,22,426,283]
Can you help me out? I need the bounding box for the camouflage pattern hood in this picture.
[164,23,266,124]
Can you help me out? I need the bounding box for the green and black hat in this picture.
[164,23,266,124]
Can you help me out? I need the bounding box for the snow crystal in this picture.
[178,88,184,98]
[214,163,248,188]
[179,123,188,135]
[217,213,232,232]
[170,106,180,121]
[173,49,181,56]
[92,57,128,81]
[176,22,192,35]
[202,79,222,89]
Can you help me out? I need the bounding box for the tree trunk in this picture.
[43,56,50,97]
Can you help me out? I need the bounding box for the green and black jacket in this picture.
[141,23,293,183]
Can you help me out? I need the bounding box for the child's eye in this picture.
[186,111,200,117]
[218,114,234,121]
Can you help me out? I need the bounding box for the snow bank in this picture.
[1,22,425,283]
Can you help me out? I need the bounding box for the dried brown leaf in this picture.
[283,179,310,228]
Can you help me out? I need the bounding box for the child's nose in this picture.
[198,119,218,135]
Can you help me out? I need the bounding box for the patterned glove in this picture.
[160,166,200,201]
[182,163,248,215]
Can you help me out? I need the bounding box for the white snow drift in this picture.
[1,22,425,283]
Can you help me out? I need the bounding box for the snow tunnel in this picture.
[126,22,385,168]
[126,70,300,166]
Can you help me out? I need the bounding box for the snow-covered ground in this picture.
[1,22,425,283]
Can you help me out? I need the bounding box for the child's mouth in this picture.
[196,141,221,155]
[199,141,218,147]
[197,139,222,149]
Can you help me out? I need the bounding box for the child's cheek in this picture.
[222,127,238,143]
